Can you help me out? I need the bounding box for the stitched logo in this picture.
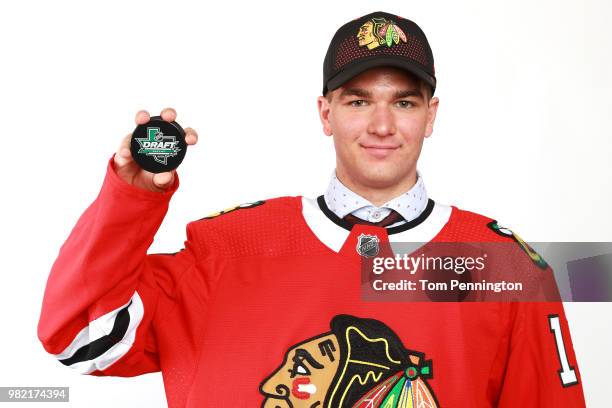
[200,200,266,220]
[260,315,438,407]
[487,220,549,269]
[357,17,407,50]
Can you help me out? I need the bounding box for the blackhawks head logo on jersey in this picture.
[260,315,439,408]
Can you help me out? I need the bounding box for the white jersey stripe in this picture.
[51,291,144,374]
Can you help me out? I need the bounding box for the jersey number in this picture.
[548,314,579,387]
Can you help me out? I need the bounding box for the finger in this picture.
[184,127,198,145]
[152,171,175,189]
[114,133,133,167]
[135,110,150,125]
[160,107,177,123]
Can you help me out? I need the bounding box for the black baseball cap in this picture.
[323,11,436,96]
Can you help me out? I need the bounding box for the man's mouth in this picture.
[360,144,399,159]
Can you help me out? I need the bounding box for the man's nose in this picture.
[367,105,396,137]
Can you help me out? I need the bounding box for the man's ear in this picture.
[317,95,333,136]
[424,96,439,138]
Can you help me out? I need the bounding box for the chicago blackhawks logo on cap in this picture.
[260,315,438,407]
[357,17,407,50]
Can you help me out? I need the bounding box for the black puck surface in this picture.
[130,116,187,173]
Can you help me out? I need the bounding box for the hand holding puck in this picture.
[113,108,198,192]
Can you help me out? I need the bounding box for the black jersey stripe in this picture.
[59,300,132,367]
[316,195,435,235]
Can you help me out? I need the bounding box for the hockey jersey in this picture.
[38,157,586,407]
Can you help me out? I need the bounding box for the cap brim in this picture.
[325,56,436,95]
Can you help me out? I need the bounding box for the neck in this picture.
[335,168,418,207]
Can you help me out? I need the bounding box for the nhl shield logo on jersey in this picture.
[357,17,408,50]
[260,315,439,408]
[356,233,380,258]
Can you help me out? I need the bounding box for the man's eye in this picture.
[397,100,414,108]
[350,100,367,107]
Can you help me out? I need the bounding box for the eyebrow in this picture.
[339,87,423,99]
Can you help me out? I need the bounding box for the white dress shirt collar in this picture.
[323,170,429,224]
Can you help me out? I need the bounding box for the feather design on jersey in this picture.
[414,379,437,408]
[351,372,401,407]
[350,370,437,408]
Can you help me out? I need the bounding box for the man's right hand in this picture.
[114,108,198,192]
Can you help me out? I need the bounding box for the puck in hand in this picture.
[130,116,187,173]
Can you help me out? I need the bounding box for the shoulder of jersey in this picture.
[442,205,510,242]
[191,196,298,225]
[185,196,316,258]
[445,205,549,269]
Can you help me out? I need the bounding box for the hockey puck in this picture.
[130,116,187,173]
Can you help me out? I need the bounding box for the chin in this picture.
[356,165,401,188]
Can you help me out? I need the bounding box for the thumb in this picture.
[152,171,175,190]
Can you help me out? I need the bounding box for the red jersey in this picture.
[38,158,586,407]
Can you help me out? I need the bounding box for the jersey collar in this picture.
[300,196,453,255]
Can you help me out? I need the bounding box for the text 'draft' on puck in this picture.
[130,116,187,173]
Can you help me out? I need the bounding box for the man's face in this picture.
[317,67,439,195]
[260,334,340,407]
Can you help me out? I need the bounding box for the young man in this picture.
[38,11,586,407]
